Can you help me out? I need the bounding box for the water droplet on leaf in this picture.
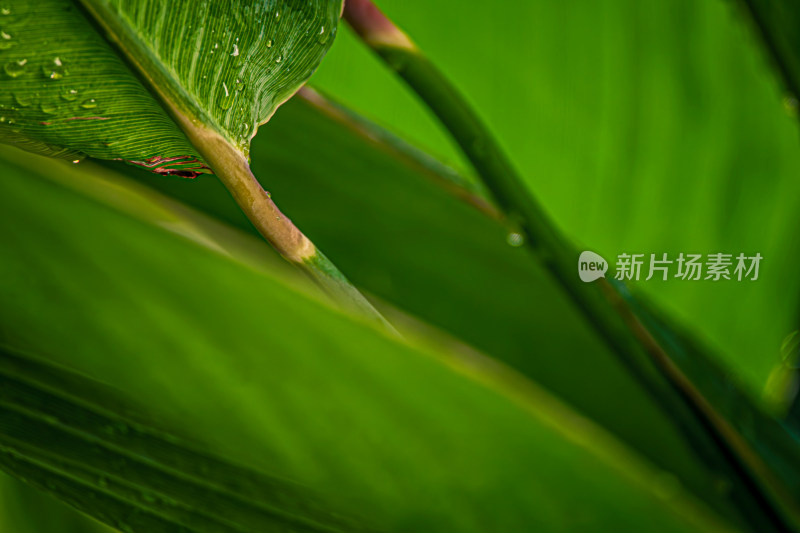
[61,88,78,101]
[13,92,30,107]
[0,30,12,50]
[783,95,798,118]
[218,83,232,110]
[317,25,330,44]
[4,58,26,77]
[42,56,67,79]
[507,232,525,247]
[80,98,97,109]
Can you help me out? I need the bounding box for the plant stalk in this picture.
[341,0,689,390]
[343,1,795,529]
[77,0,390,331]
[212,148,392,330]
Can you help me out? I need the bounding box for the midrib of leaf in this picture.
[78,0,249,169]
[73,0,389,325]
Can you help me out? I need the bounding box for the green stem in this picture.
[343,2,794,530]
[212,149,393,330]
[77,0,390,331]
[342,0,649,354]
[342,0,681,387]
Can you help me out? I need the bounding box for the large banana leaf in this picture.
[0,147,734,532]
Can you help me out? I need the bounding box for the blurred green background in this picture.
[312,0,800,394]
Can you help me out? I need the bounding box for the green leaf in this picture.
[0,0,341,171]
[0,348,370,533]
[0,146,733,532]
[128,92,800,530]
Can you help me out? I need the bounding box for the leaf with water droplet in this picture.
[0,0,342,169]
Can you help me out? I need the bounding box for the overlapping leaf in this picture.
[0,0,341,172]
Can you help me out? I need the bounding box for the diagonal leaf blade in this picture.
[0,146,735,533]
